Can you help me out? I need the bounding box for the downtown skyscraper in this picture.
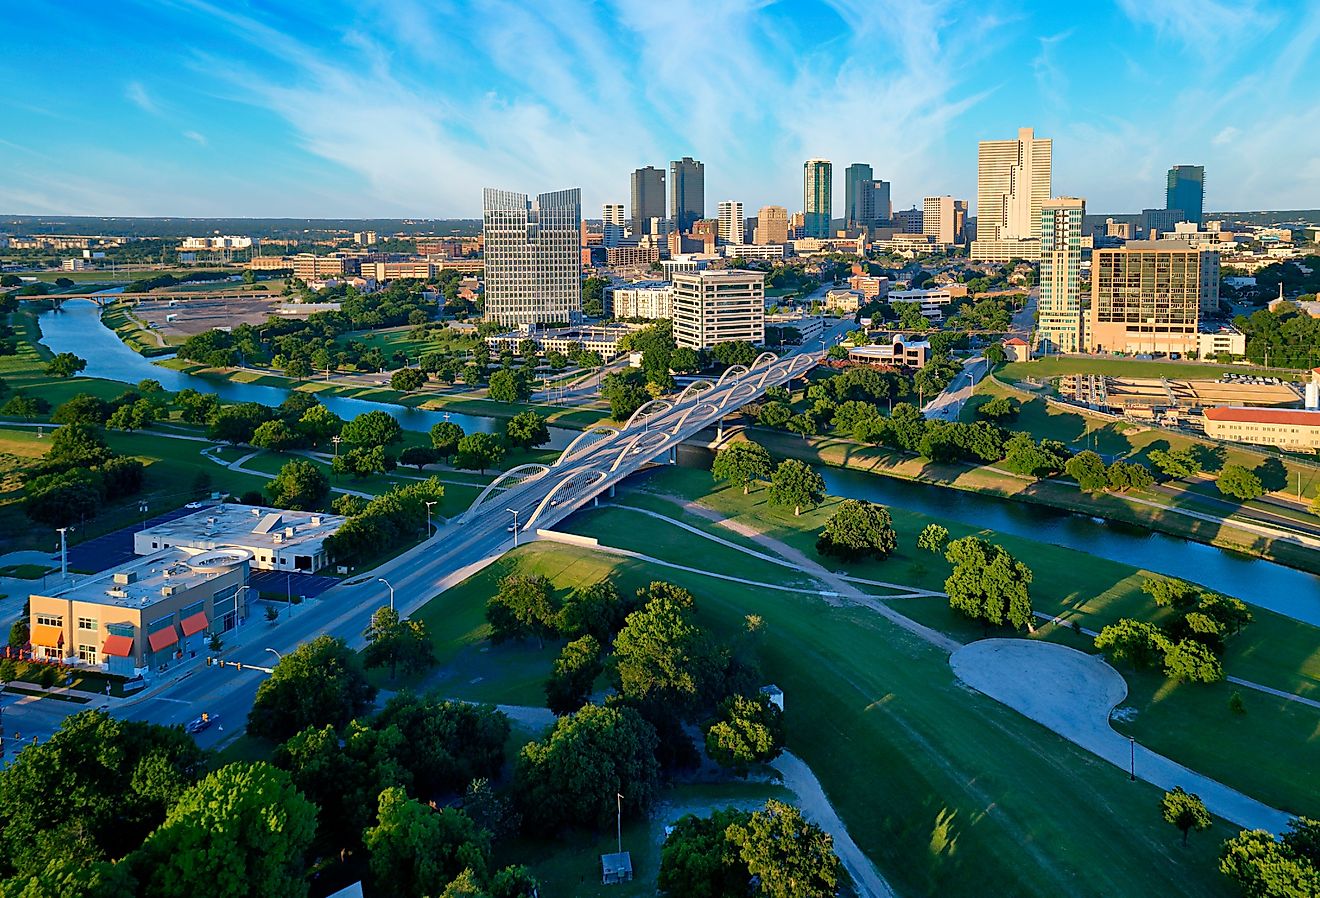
[630,166,666,235]
[669,157,705,233]
[717,200,745,245]
[1167,165,1205,225]
[482,186,581,327]
[1037,196,1086,353]
[844,163,872,228]
[803,159,832,238]
[971,127,1052,261]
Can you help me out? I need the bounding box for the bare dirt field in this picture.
[127,296,316,337]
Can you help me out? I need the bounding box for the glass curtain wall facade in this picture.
[483,187,582,327]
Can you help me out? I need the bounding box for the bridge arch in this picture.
[669,401,721,435]
[716,364,750,386]
[623,399,673,431]
[718,379,762,410]
[522,469,608,532]
[609,428,671,473]
[460,463,550,523]
[751,351,779,370]
[675,379,715,405]
[552,426,620,468]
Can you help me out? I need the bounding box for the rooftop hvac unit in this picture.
[161,585,179,596]
[106,588,128,598]
[310,516,322,526]
[112,571,137,585]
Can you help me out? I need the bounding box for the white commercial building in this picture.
[672,270,765,349]
[602,203,626,248]
[888,287,960,320]
[483,186,582,326]
[181,235,253,250]
[972,127,1052,261]
[720,243,786,260]
[717,200,745,245]
[134,504,346,573]
[606,281,673,319]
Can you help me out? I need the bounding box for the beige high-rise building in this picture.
[753,206,789,244]
[1088,240,1221,355]
[922,196,967,245]
[1038,197,1087,353]
[672,270,765,349]
[717,200,745,245]
[972,127,1052,261]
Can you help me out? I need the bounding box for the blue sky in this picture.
[2,0,1318,219]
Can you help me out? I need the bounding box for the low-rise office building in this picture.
[1202,406,1320,451]
[29,547,250,675]
[970,237,1041,263]
[486,324,636,356]
[888,287,960,320]
[1197,325,1247,359]
[848,335,930,368]
[824,289,863,314]
[720,243,786,260]
[606,281,673,319]
[848,274,890,301]
[134,505,345,573]
[672,270,765,349]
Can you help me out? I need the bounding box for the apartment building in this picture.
[672,270,765,349]
[848,274,891,301]
[606,281,673,319]
[1088,240,1220,355]
[922,196,968,245]
[717,201,745,245]
[1038,197,1087,353]
[803,160,832,238]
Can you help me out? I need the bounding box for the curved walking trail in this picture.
[951,640,1293,833]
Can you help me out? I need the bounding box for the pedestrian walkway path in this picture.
[950,639,1293,833]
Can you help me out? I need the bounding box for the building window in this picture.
[77,617,98,631]
[36,613,63,628]
[78,644,98,665]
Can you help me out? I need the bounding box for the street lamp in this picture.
[56,527,69,578]
[331,435,342,476]
[377,577,395,611]
[1129,736,1136,781]
[265,647,283,663]
[425,500,437,537]
[506,508,520,547]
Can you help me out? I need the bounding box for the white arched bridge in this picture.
[455,350,820,539]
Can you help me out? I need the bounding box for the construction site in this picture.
[1061,372,1304,426]
[119,295,337,338]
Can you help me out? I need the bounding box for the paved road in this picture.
[923,356,986,421]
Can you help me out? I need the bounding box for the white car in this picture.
[184,501,205,510]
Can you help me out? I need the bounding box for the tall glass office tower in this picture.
[669,157,705,233]
[803,159,832,238]
[483,187,581,327]
[1166,165,1205,225]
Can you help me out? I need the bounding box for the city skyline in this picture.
[2,2,1319,218]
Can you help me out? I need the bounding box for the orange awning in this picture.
[30,624,63,648]
[103,634,134,657]
[179,612,208,637]
[147,628,178,652]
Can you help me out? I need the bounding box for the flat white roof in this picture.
[41,547,246,609]
[138,504,345,554]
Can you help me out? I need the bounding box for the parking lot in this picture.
[66,506,203,574]
[248,569,340,599]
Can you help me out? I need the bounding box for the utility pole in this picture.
[57,528,69,578]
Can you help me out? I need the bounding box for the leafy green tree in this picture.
[712,441,774,494]
[917,523,949,554]
[248,635,377,741]
[250,419,304,453]
[486,573,558,646]
[174,389,219,426]
[815,499,898,560]
[372,693,509,799]
[487,368,531,403]
[1161,787,1210,846]
[1,393,50,420]
[767,459,825,516]
[44,353,86,378]
[365,787,490,898]
[976,394,1019,421]
[1065,450,1110,492]
[208,402,271,445]
[556,578,634,642]
[399,445,439,471]
[785,413,818,440]
[757,400,793,428]
[390,367,427,392]
[1219,825,1320,897]
[8,620,29,649]
[1142,576,1201,610]
[51,394,110,426]
[1218,464,1265,501]
[613,589,723,717]
[984,342,1007,365]
[1107,460,1155,492]
[430,420,466,461]
[341,409,403,448]
[45,422,112,468]
[363,605,435,680]
[1197,593,1253,636]
[266,460,329,510]
[133,762,317,898]
[504,410,549,450]
[705,693,784,774]
[544,635,603,715]
[658,808,755,898]
[1164,639,1224,683]
[1149,447,1201,480]
[514,703,660,831]
[0,711,204,877]
[1093,619,1172,671]
[600,370,649,420]
[944,536,1034,630]
[23,468,102,528]
[1002,432,1070,478]
[0,855,136,898]
[332,445,390,479]
[725,800,846,898]
[294,404,343,446]
[455,432,505,473]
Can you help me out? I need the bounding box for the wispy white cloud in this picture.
[1212,126,1239,146]
[1032,31,1072,112]
[125,81,159,114]
[183,130,207,145]
[1115,0,1278,59]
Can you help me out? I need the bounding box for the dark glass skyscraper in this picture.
[669,157,705,233]
[1166,165,1205,225]
[844,163,873,227]
[630,166,666,235]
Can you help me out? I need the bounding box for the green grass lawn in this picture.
[998,356,1306,382]
[0,563,54,579]
[422,538,1237,897]
[0,306,131,411]
[334,324,481,361]
[99,302,175,356]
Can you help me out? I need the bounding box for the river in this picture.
[37,299,574,447]
[675,448,1320,626]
